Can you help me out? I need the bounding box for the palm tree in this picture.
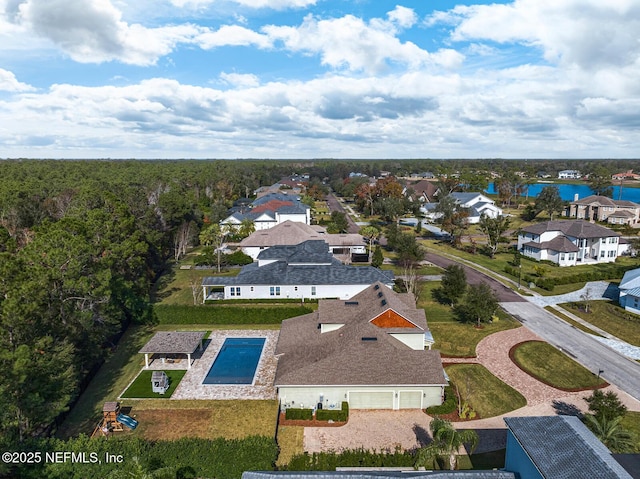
[583,414,635,453]
[415,418,479,471]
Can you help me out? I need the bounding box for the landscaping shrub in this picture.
[503,263,637,291]
[285,447,414,471]
[154,304,312,324]
[285,408,313,420]
[224,250,253,266]
[426,386,456,415]
[316,402,349,422]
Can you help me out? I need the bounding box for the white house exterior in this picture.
[221,193,310,231]
[239,221,365,260]
[618,268,640,315]
[517,220,622,266]
[419,192,503,224]
[558,169,581,179]
[275,283,446,411]
[202,240,393,301]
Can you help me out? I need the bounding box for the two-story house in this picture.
[517,220,622,266]
[566,195,640,225]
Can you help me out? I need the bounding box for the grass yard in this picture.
[543,306,605,336]
[621,412,640,453]
[417,282,457,323]
[457,449,506,470]
[560,300,640,346]
[154,266,240,306]
[121,370,186,398]
[430,309,520,357]
[130,400,279,441]
[511,341,607,390]
[445,364,527,418]
[276,426,305,467]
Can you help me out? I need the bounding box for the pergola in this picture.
[139,331,206,369]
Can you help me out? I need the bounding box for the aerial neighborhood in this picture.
[2,159,640,478]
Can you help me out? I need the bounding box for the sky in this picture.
[0,0,639,159]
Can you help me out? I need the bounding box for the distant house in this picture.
[275,282,445,411]
[517,220,622,266]
[418,192,503,224]
[238,220,365,260]
[504,416,633,479]
[566,195,640,225]
[221,193,310,230]
[558,169,581,179]
[618,268,640,315]
[612,170,640,181]
[403,179,440,203]
[201,240,393,301]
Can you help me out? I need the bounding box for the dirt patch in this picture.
[278,412,347,427]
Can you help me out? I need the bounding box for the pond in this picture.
[486,182,640,202]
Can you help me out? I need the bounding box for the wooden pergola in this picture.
[139,331,206,369]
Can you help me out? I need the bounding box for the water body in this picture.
[486,182,640,202]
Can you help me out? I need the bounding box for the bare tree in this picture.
[173,221,195,262]
[189,274,203,305]
[580,287,592,313]
[401,264,423,300]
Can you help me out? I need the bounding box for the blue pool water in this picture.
[203,338,265,385]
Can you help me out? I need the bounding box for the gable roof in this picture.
[620,268,640,290]
[405,180,439,200]
[274,284,445,387]
[504,416,633,479]
[450,192,490,204]
[523,236,579,253]
[522,220,620,239]
[258,239,333,263]
[571,195,639,209]
[239,220,363,248]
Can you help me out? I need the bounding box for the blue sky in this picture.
[0,0,639,159]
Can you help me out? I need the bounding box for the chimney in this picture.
[574,194,579,202]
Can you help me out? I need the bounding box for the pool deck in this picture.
[170,329,279,400]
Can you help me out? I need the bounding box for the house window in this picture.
[601,238,606,244]
[294,286,298,291]
[569,253,575,260]
[608,251,616,258]
[251,287,254,291]
[560,254,565,261]
[311,286,316,296]
[230,287,241,297]
[270,286,281,296]
[610,237,618,244]
[600,251,605,258]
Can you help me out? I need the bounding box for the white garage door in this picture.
[399,391,422,409]
[348,391,394,409]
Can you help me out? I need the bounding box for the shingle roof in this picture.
[504,416,633,479]
[239,221,326,247]
[450,192,487,204]
[609,210,636,218]
[257,240,333,263]
[139,331,206,354]
[274,283,445,387]
[620,268,640,290]
[523,236,579,253]
[522,220,620,239]
[571,195,639,209]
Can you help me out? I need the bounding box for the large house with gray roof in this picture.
[517,220,623,266]
[221,193,310,231]
[239,220,366,260]
[201,240,394,301]
[566,194,640,225]
[274,282,445,411]
[419,192,502,224]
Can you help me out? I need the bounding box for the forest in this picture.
[1,157,638,451]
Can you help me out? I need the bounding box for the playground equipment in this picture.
[152,371,169,394]
[91,402,138,438]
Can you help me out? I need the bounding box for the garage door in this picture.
[348,391,394,409]
[399,391,422,409]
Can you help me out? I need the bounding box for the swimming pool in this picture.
[203,338,265,385]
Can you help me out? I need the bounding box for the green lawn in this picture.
[417,282,457,323]
[121,370,187,398]
[560,300,640,346]
[445,364,527,418]
[543,306,604,337]
[154,266,240,306]
[511,341,608,390]
[621,412,640,453]
[430,309,520,357]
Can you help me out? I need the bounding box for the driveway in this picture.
[526,280,618,307]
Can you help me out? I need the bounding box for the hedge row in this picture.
[285,408,313,420]
[504,263,636,291]
[9,435,278,479]
[316,401,349,422]
[154,304,313,324]
[425,386,456,415]
[285,447,414,470]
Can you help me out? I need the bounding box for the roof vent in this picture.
[377,291,384,298]
[381,299,387,306]
[374,284,380,290]
[345,301,359,306]
[361,337,377,342]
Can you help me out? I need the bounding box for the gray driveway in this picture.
[527,281,618,307]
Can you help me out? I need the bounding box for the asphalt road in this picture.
[325,193,361,234]
[425,252,525,303]
[501,302,640,401]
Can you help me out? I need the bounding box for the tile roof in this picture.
[504,416,633,479]
[522,220,620,239]
[139,331,206,354]
[274,283,445,387]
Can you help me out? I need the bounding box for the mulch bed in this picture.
[278,413,347,427]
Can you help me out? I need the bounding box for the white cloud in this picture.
[197,25,272,49]
[220,72,260,88]
[432,0,640,71]
[386,5,417,29]
[0,69,35,92]
[169,0,316,9]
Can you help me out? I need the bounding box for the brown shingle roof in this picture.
[522,220,619,239]
[139,331,206,354]
[274,283,445,387]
